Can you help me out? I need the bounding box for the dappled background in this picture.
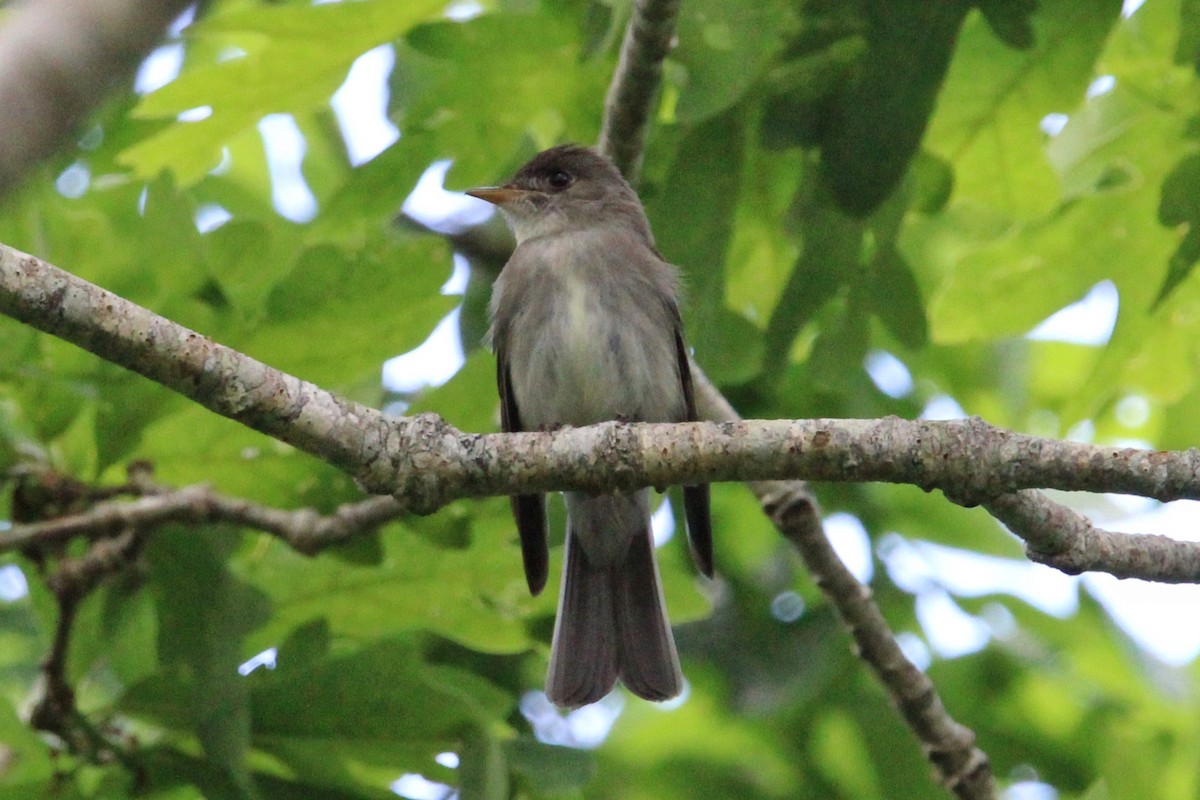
[3,1,1200,798]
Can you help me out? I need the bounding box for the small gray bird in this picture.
[467,144,712,708]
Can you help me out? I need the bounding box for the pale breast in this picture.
[499,232,685,430]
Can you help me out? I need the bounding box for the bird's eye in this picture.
[547,169,573,189]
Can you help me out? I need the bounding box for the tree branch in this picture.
[763,484,995,799]
[689,364,995,797]
[596,0,681,181]
[5,243,1200,554]
[0,484,402,557]
[30,526,146,767]
[0,0,194,195]
[984,489,1200,582]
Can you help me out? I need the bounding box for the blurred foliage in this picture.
[2,0,1200,798]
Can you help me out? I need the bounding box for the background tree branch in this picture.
[0,0,194,194]
[596,0,680,181]
[0,480,403,557]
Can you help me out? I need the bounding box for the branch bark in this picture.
[0,0,194,194]
[984,489,1200,582]
[0,484,402,557]
[5,243,1200,564]
[763,485,993,797]
[596,0,681,181]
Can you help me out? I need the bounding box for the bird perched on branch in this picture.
[468,144,713,708]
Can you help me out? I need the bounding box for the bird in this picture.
[467,144,712,708]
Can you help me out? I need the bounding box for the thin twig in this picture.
[31,527,145,768]
[764,485,996,799]
[2,484,403,557]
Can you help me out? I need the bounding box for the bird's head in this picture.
[467,144,651,244]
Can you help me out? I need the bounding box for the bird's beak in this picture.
[465,186,526,206]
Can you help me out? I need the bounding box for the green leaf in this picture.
[399,11,611,190]
[120,0,448,185]
[601,677,800,795]
[907,150,955,214]
[129,399,344,507]
[505,739,596,794]
[819,0,971,216]
[976,0,1038,49]
[139,746,401,800]
[132,528,273,798]
[252,236,456,388]
[700,309,764,386]
[758,175,863,384]
[925,0,1124,217]
[202,220,293,322]
[810,709,882,797]
[724,145,805,326]
[0,699,54,786]
[61,575,160,704]
[1175,0,1200,69]
[1154,151,1200,306]
[248,639,513,779]
[667,0,792,124]
[645,111,745,373]
[274,617,332,669]
[806,305,869,392]
[922,195,1151,346]
[458,726,508,800]
[864,246,928,349]
[94,369,182,473]
[235,509,549,655]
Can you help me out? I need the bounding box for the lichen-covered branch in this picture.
[984,489,1200,582]
[0,0,194,194]
[4,242,1200,546]
[597,0,681,180]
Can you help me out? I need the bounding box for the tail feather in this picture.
[546,492,682,708]
[546,533,618,708]
[614,527,682,701]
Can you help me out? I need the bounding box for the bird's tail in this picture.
[546,492,682,708]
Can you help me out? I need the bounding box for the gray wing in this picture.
[498,341,550,595]
[674,324,713,578]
